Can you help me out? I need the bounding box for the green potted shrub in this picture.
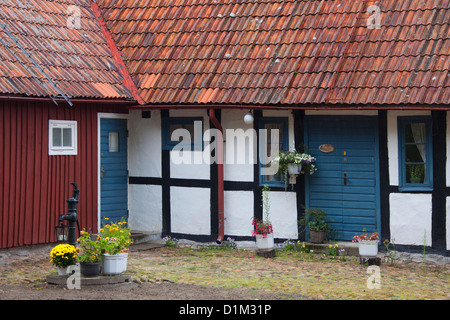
[304,208,329,244]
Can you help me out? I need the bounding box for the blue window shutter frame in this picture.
[259,117,289,187]
[398,116,433,191]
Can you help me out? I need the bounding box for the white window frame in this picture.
[49,120,77,155]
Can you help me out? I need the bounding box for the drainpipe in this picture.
[209,109,224,244]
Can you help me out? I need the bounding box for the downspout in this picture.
[209,109,224,244]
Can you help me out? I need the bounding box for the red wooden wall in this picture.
[0,99,127,248]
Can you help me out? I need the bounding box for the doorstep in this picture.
[130,231,161,245]
[130,239,166,252]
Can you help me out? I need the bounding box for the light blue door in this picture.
[305,116,380,241]
[100,118,128,226]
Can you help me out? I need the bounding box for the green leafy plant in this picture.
[163,236,179,248]
[252,185,273,238]
[304,208,329,231]
[77,230,102,263]
[97,218,133,255]
[220,237,237,250]
[282,239,297,251]
[296,241,309,253]
[328,243,339,257]
[383,239,399,265]
[423,229,427,265]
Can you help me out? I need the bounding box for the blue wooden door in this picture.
[305,116,380,241]
[100,118,128,226]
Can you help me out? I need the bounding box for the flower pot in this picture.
[287,163,302,175]
[80,262,101,278]
[255,234,274,250]
[309,228,326,244]
[358,240,379,257]
[56,266,68,276]
[102,253,128,275]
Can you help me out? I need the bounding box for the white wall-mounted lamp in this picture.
[243,110,254,124]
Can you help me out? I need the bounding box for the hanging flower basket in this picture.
[287,163,302,175]
[271,149,316,188]
[271,149,317,177]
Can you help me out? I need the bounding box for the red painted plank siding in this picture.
[0,100,126,248]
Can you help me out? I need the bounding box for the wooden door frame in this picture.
[304,115,381,240]
[97,113,130,231]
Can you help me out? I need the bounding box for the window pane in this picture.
[169,124,183,142]
[406,164,425,184]
[52,128,62,147]
[62,128,72,147]
[261,120,286,184]
[405,123,426,143]
[263,142,282,181]
[183,123,195,138]
[405,144,426,162]
[109,132,119,152]
[265,123,283,144]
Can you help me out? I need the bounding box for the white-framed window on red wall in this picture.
[48,120,77,155]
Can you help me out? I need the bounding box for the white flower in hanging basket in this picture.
[271,149,317,176]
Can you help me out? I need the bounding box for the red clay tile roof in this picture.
[97,0,449,106]
[0,0,132,100]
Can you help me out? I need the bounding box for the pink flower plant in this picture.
[352,231,380,242]
[251,217,273,238]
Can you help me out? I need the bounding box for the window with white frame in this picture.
[49,120,77,155]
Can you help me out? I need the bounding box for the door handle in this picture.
[343,173,348,185]
[101,167,107,179]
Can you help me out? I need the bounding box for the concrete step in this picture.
[130,231,160,245]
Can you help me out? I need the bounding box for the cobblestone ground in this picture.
[0,242,448,301]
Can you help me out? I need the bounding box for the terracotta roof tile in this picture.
[3,0,446,106]
[0,0,132,100]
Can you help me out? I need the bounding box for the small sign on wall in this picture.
[318,144,335,153]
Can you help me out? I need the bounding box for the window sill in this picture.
[398,186,433,192]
